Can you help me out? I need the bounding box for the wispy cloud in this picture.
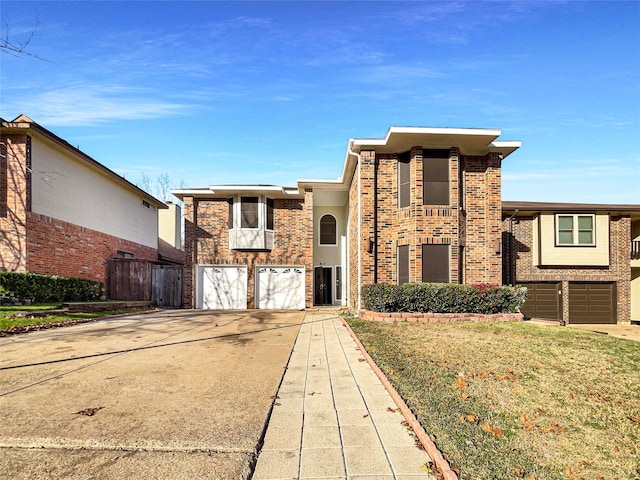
[4,84,193,126]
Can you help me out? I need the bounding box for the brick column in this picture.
[182,196,196,308]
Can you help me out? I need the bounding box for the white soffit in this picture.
[350,126,519,157]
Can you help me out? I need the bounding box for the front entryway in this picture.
[314,267,332,305]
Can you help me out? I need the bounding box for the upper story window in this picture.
[423,150,450,205]
[142,199,157,211]
[398,151,411,208]
[556,214,595,246]
[241,196,259,228]
[228,195,275,250]
[319,214,337,245]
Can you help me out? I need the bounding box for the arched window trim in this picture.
[318,213,338,246]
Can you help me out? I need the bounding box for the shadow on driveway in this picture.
[0,309,304,479]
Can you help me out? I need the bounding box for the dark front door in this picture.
[314,267,332,305]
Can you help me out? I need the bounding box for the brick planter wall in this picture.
[359,309,523,323]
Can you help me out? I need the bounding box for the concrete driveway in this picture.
[0,309,304,480]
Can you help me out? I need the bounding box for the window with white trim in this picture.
[228,195,275,250]
[556,214,595,246]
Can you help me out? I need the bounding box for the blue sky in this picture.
[1,1,639,203]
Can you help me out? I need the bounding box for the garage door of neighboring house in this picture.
[256,266,305,310]
[568,282,616,324]
[520,282,562,321]
[196,265,247,309]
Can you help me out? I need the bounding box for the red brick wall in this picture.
[183,193,313,308]
[347,146,503,309]
[0,133,29,272]
[26,212,158,283]
[503,214,632,324]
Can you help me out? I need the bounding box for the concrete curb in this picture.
[340,316,458,480]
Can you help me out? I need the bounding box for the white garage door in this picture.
[196,265,247,309]
[256,266,306,310]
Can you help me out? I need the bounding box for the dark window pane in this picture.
[241,196,259,228]
[227,198,234,229]
[397,245,409,285]
[267,198,274,230]
[422,244,449,283]
[336,266,342,300]
[423,158,449,205]
[320,214,337,245]
[398,152,410,208]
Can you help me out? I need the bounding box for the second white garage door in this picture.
[196,265,247,309]
[256,266,306,310]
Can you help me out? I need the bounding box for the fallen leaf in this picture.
[629,416,640,425]
[358,358,366,362]
[465,413,478,423]
[482,422,504,437]
[456,378,468,388]
[74,407,103,416]
[460,393,469,400]
[273,402,281,406]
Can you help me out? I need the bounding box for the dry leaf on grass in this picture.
[482,422,504,437]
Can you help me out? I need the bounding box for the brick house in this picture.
[173,126,520,311]
[1,115,168,284]
[502,202,640,325]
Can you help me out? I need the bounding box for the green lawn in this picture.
[0,304,149,331]
[347,318,640,480]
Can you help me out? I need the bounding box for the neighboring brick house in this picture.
[173,126,520,311]
[502,202,640,325]
[0,115,168,284]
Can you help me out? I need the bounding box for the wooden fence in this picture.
[108,258,183,307]
[151,265,183,307]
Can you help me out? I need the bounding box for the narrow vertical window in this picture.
[319,214,337,245]
[241,196,259,228]
[422,244,449,283]
[266,198,274,230]
[397,245,409,285]
[423,153,449,205]
[398,151,410,208]
[227,198,234,229]
[336,266,343,300]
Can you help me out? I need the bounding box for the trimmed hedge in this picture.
[0,271,103,303]
[362,282,527,314]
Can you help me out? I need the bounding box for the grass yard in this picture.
[0,304,151,332]
[347,318,640,480]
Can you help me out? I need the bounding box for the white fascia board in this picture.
[351,126,503,147]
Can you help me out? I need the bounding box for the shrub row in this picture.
[361,282,527,314]
[0,271,103,303]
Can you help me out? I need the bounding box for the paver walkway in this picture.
[253,310,434,479]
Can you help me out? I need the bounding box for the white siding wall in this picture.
[30,137,158,248]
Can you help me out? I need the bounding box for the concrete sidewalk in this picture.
[253,310,434,479]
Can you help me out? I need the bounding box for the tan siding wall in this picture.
[30,137,158,249]
[538,213,609,266]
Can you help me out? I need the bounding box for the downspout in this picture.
[348,144,362,309]
[373,154,379,284]
[507,209,519,284]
